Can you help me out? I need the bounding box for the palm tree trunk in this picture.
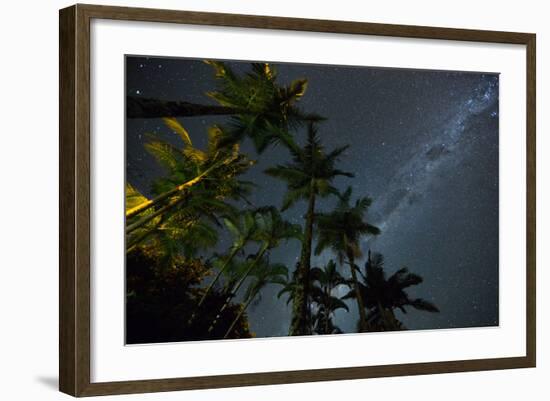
[325,286,331,335]
[126,153,237,220]
[127,96,239,119]
[376,301,388,330]
[289,185,316,336]
[223,290,257,339]
[198,247,240,308]
[126,194,186,235]
[188,246,241,327]
[208,243,268,334]
[348,252,368,332]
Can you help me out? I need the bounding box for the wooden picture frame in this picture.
[59,3,536,397]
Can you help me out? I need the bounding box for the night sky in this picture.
[126,55,499,337]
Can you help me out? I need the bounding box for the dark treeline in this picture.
[125,61,438,343]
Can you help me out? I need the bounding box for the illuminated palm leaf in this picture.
[205,60,320,153]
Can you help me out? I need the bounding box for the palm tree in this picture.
[276,264,316,333]
[187,210,260,326]
[278,260,349,334]
[315,187,380,332]
[126,119,254,255]
[266,123,353,336]
[126,119,253,222]
[345,251,439,331]
[206,61,323,153]
[126,184,224,259]
[208,207,301,333]
[310,260,349,334]
[223,262,288,339]
[128,62,321,153]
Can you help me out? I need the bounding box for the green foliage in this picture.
[310,260,349,334]
[125,184,149,210]
[266,123,354,336]
[205,60,322,153]
[145,139,191,174]
[278,260,350,335]
[314,186,380,331]
[162,117,192,146]
[315,186,380,263]
[208,207,300,335]
[221,207,300,299]
[277,266,302,306]
[126,119,255,257]
[252,206,303,246]
[265,123,353,211]
[222,259,289,339]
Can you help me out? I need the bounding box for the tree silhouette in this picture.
[223,261,288,339]
[315,187,380,332]
[188,210,260,326]
[344,251,440,331]
[208,207,301,333]
[266,123,353,336]
[310,260,349,334]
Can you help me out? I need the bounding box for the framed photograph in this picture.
[59,4,536,397]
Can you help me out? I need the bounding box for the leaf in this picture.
[287,79,308,101]
[263,63,274,80]
[125,184,149,211]
[144,141,181,171]
[268,263,289,277]
[183,146,207,163]
[251,63,275,81]
[207,125,225,153]
[244,211,255,232]
[281,187,308,211]
[410,298,440,313]
[270,277,288,286]
[330,298,350,312]
[162,117,192,146]
[341,290,356,300]
[223,218,240,238]
[204,60,230,78]
[389,267,423,288]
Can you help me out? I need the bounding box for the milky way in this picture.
[126,56,499,336]
[370,76,498,235]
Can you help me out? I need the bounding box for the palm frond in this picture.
[144,141,183,172]
[126,184,149,211]
[410,298,440,313]
[162,117,192,146]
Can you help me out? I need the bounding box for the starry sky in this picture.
[126,55,499,337]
